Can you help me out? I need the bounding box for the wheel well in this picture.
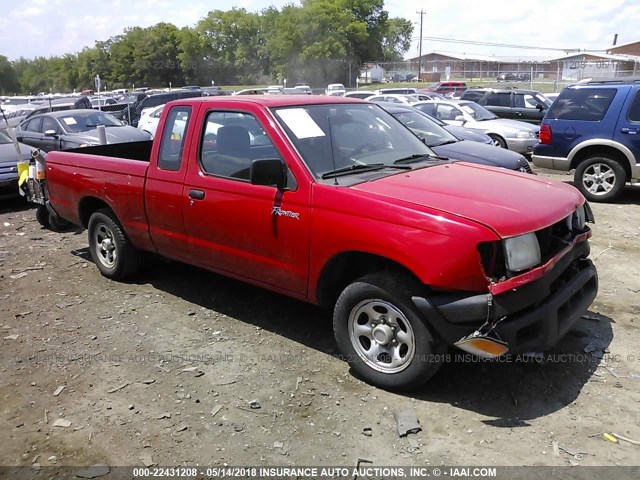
[78,197,111,228]
[570,146,631,180]
[316,252,420,308]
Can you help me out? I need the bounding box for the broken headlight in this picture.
[503,232,541,273]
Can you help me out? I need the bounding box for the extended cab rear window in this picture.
[546,88,616,121]
[158,106,191,171]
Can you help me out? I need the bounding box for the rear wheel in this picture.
[88,209,142,279]
[35,205,50,229]
[574,156,626,202]
[333,272,446,391]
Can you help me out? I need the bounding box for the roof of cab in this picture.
[169,95,366,108]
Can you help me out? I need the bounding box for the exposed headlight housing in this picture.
[516,130,535,139]
[503,232,541,272]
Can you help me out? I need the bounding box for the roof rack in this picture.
[577,77,640,85]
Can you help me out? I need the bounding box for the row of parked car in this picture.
[3,77,639,203]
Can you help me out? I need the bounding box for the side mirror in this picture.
[536,103,545,111]
[250,158,287,190]
[454,115,466,124]
[44,129,58,137]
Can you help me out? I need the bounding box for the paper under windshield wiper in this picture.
[394,153,448,164]
[321,163,410,179]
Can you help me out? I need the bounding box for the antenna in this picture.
[326,115,339,185]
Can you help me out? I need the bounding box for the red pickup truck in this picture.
[43,96,598,390]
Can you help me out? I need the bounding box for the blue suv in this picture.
[533,78,640,202]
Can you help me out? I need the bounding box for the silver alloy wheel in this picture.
[582,162,616,196]
[348,299,416,373]
[94,222,117,268]
[491,138,501,147]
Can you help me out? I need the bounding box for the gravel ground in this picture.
[1,167,639,472]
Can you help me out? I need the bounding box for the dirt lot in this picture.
[1,168,639,472]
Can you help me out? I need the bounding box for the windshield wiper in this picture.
[394,153,449,164]
[432,140,458,147]
[321,163,410,179]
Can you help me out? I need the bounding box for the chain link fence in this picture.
[359,58,640,93]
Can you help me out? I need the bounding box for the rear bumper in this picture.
[505,137,538,155]
[532,154,570,171]
[412,240,598,354]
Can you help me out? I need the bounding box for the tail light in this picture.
[539,124,552,144]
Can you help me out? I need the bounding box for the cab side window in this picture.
[158,106,191,171]
[199,111,283,182]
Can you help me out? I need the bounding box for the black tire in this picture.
[333,272,446,391]
[574,156,627,202]
[488,134,507,149]
[48,212,72,232]
[87,208,142,279]
[35,205,51,229]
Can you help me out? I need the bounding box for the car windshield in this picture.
[273,103,437,178]
[59,112,123,133]
[391,111,458,147]
[457,102,498,121]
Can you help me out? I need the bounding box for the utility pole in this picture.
[417,9,425,82]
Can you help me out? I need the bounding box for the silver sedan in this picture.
[413,99,539,155]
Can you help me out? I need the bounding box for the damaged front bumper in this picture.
[412,239,598,354]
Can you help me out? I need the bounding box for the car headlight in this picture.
[515,130,535,139]
[503,233,541,272]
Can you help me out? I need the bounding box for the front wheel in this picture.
[574,156,627,202]
[88,209,142,279]
[333,272,446,391]
[488,134,507,149]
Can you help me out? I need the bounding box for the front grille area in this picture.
[519,162,533,174]
[478,213,588,281]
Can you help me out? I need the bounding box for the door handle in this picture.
[188,189,205,200]
[621,127,638,134]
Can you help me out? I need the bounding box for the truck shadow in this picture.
[0,195,34,214]
[78,251,614,422]
[410,311,614,424]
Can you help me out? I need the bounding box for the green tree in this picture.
[197,8,265,84]
[0,55,20,94]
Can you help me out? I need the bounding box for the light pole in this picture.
[416,9,425,82]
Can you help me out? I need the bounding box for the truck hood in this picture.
[351,162,583,237]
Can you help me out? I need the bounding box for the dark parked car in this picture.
[129,90,203,126]
[16,109,152,152]
[497,72,530,81]
[379,103,533,173]
[0,129,33,194]
[460,87,551,124]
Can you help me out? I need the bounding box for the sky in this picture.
[1,0,639,62]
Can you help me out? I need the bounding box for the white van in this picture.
[111,88,129,95]
[325,83,346,96]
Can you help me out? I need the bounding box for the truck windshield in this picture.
[273,103,435,178]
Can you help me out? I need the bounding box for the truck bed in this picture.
[65,140,153,162]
